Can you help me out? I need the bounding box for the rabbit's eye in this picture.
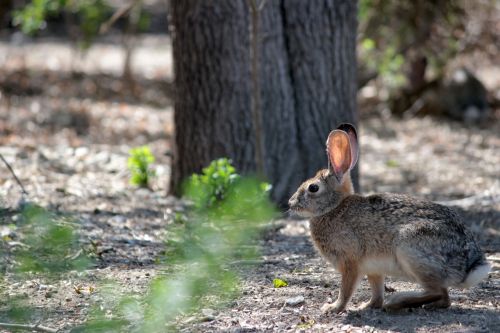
[308,184,319,193]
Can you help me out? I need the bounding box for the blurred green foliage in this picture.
[11,0,151,49]
[12,0,479,92]
[1,203,91,278]
[358,0,466,88]
[12,0,110,47]
[128,146,156,188]
[0,202,92,326]
[71,0,109,47]
[1,159,275,331]
[71,159,276,332]
[12,0,63,35]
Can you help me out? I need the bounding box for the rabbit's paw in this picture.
[422,298,451,309]
[359,298,383,310]
[321,301,345,314]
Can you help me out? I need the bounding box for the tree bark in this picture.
[170,0,358,206]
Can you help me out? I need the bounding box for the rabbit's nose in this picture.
[288,198,297,208]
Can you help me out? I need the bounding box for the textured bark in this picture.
[170,1,253,192]
[170,0,358,205]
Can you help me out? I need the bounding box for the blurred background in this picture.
[0,0,498,202]
[0,1,499,331]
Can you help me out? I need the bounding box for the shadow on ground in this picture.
[342,306,499,333]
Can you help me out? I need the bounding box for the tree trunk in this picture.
[170,0,358,206]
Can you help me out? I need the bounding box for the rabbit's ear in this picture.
[337,123,359,169]
[326,130,352,183]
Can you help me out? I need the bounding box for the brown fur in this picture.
[288,125,490,314]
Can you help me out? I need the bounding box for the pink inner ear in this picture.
[336,123,359,169]
[327,130,352,182]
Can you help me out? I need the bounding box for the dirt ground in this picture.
[0,36,499,332]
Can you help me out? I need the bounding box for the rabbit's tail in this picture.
[459,261,491,288]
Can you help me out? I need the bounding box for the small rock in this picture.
[183,316,198,324]
[286,296,305,306]
[74,147,89,158]
[109,215,126,224]
[0,226,14,238]
[201,308,216,321]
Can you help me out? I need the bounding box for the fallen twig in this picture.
[228,259,280,266]
[0,322,58,333]
[0,153,28,196]
[66,248,83,260]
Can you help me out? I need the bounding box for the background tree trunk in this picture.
[170,0,358,206]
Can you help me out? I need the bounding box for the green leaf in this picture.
[296,319,315,329]
[386,159,399,168]
[361,38,375,51]
[273,278,288,288]
[128,146,156,187]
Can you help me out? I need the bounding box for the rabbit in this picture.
[288,123,491,314]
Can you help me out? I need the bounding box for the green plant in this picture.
[185,158,271,210]
[2,160,275,332]
[358,0,467,90]
[273,278,288,288]
[12,0,63,35]
[12,0,153,50]
[75,159,276,332]
[69,0,110,48]
[1,203,92,326]
[186,158,239,208]
[1,203,91,277]
[12,0,110,48]
[127,146,156,188]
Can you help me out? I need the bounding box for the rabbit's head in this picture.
[288,124,359,218]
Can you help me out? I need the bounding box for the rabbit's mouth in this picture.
[295,209,314,218]
[289,205,313,218]
[288,196,314,217]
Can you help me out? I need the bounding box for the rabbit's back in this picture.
[379,194,487,287]
[311,193,488,287]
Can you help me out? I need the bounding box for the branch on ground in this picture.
[0,322,58,333]
[0,153,28,196]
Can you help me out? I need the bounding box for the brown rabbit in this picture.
[288,124,491,313]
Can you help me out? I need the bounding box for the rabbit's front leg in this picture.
[359,274,384,309]
[322,262,359,314]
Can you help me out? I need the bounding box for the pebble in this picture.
[0,226,14,238]
[183,316,198,324]
[286,295,305,306]
[201,308,216,321]
[109,215,126,224]
[74,146,89,158]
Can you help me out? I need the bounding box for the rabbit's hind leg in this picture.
[383,289,443,311]
[384,249,448,310]
[423,288,451,309]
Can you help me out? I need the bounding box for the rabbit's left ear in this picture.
[326,130,352,183]
[337,123,359,170]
